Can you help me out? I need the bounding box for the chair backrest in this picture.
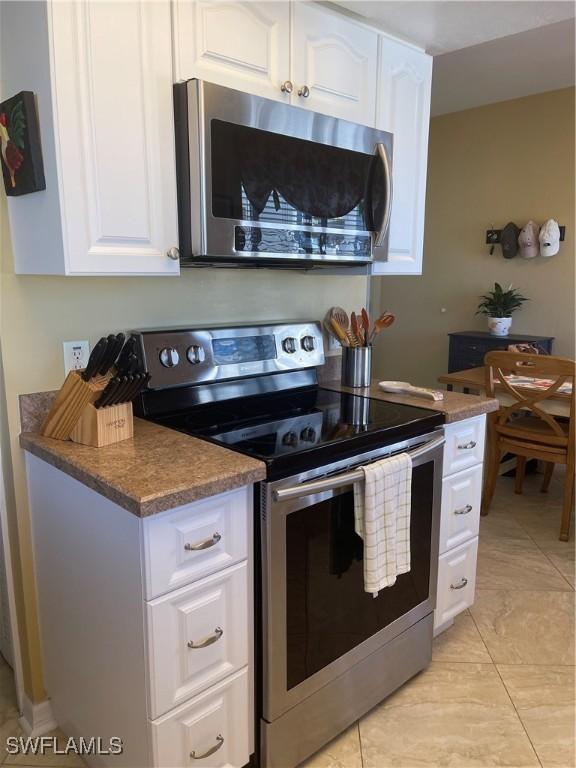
[484,351,576,444]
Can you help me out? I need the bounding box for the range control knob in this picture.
[282,337,297,354]
[301,335,316,352]
[282,431,298,447]
[186,345,206,365]
[300,427,317,443]
[159,347,179,368]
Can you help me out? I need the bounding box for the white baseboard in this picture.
[19,694,58,736]
[433,615,454,637]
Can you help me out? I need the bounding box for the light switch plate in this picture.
[63,340,90,375]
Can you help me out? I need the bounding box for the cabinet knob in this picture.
[166,246,180,261]
[298,85,310,98]
[281,80,294,94]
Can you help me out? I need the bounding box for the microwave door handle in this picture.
[374,143,393,247]
[273,435,445,502]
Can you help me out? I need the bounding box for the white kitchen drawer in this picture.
[143,487,251,600]
[439,464,482,554]
[151,667,250,768]
[443,415,486,476]
[435,537,478,629]
[147,561,249,719]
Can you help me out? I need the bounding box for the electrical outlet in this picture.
[326,333,341,354]
[63,340,90,375]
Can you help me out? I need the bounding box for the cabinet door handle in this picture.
[190,735,224,760]
[298,85,310,98]
[450,577,468,590]
[281,80,293,93]
[187,627,223,649]
[166,247,180,261]
[454,504,473,515]
[184,532,221,551]
[457,440,477,450]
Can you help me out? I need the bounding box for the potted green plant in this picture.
[476,283,528,336]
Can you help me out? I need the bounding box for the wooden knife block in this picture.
[70,402,134,448]
[40,370,104,440]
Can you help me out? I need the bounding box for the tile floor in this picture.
[0,470,573,767]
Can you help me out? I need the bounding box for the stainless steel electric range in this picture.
[132,322,444,768]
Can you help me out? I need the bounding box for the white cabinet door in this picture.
[173,1,291,102]
[50,1,179,275]
[291,3,378,125]
[143,487,251,600]
[147,562,249,718]
[435,537,478,630]
[151,668,250,768]
[374,38,432,275]
[443,415,486,477]
[439,464,482,554]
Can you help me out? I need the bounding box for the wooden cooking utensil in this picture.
[361,308,370,345]
[350,312,362,346]
[369,312,395,343]
[329,306,350,331]
[330,318,350,347]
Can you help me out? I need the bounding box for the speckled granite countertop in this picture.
[322,380,499,422]
[20,419,266,517]
[18,374,496,517]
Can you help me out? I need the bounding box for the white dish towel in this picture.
[353,453,412,596]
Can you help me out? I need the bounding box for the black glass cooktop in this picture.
[148,386,444,479]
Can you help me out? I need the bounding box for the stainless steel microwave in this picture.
[173,79,393,269]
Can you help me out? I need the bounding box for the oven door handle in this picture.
[374,142,393,247]
[272,435,445,502]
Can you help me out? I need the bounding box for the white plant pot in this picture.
[488,317,512,336]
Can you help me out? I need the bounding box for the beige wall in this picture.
[372,87,575,386]
[0,196,366,699]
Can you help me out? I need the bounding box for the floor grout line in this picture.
[485,531,576,591]
[357,720,365,768]
[492,660,544,768]
[468,571,545,767]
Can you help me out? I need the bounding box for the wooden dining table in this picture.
[438,366,571,418]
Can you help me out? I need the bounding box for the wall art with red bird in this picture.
[0,90,45,196]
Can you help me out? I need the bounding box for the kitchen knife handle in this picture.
[123,372,150,403]
[97,334,117,376]
[110,376,134,406]
[82,337,108,381]
[94,377,121,409]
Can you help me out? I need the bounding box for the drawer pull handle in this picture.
[190,734,224,760]
[187,627,223,649]
[184,532,221,551]
[450,577,468,590]
[458,440,477,450]
[454,504,473,515]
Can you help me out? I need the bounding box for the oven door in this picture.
[179,79,392,266]
[260,432,443,722]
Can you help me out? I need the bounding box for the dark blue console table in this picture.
[448,331,555,373]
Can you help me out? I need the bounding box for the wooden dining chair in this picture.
[481,351,576,541]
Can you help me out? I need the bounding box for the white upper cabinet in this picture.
[290,4,378,125]
[1,1,179,276]
[173,1,378,125]
[173,1,291,101]
[373,38,432,275]
[2,0,432,277]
